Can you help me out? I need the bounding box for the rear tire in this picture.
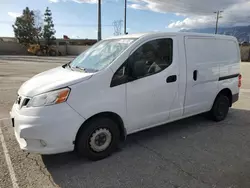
[209,94,230,122]
[76,117,120,161]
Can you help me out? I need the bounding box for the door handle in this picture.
[193,70,198,81]
[166,75,177,83]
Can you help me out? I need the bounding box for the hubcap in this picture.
[89,128,112,152]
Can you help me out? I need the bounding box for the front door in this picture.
[125,37,179,133]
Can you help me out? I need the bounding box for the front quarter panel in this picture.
[67,68,127,127]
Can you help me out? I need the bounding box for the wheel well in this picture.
[75,112,126,146]
[217,88,233,107]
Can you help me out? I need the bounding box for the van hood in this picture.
[18,66,93,97]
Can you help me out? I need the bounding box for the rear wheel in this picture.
[76,117,120,161]
[209,94,230,122]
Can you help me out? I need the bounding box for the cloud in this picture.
[168,16,214,29]
[127,0,250,29]
[8,12,21,18]
[48,0,97,3]
[71,0,97,3]
[128,0,142,3]
[168,1,250,29]
[128,3,147,10]
[48,0,60,2]
[128,0,247,14]
[175,13,187,17]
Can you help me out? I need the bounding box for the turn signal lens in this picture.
[55,89,70,104]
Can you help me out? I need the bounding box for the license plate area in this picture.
[11,118,15,127]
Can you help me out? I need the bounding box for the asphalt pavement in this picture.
[0,56,250,188]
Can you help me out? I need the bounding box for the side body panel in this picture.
[184,36,240,116]
[184,36,220,116]
[216,38,240,98]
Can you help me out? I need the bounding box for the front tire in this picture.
[76,117,120,161]
[209,94,230,122]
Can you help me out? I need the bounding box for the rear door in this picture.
[184,36,220,116]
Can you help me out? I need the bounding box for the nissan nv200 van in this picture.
[10,32,241,160]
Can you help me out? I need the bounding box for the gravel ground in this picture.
[0,56,250,188]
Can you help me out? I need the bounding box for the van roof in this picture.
[106,32,237,41]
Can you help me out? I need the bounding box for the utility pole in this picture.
[97,0,102,41]
[214,11,223,34]
[124,0,127,34]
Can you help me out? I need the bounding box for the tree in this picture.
[43,7,56,45]
[12,7,36,46]
[34,10,43,44]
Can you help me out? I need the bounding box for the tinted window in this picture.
[129,38,173,78]
[111,38,173,87]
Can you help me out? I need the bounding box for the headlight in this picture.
[27,88,70,107]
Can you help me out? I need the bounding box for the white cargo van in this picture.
[10,32,241,160]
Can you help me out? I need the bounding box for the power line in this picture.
[214,10,223,34]
[113,20,123,36]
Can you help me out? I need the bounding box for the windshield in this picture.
[69,38,136,72]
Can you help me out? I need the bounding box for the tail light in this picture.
[238,74,242,88]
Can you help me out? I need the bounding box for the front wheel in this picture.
[209,94,230,122]
[75,117,120,161]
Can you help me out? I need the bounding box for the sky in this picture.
[0,0,250,39]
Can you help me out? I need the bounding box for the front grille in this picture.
[16,95,30,108]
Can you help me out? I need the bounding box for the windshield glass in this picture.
[69,38,136,72]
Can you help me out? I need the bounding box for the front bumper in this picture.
[10,102,85,154]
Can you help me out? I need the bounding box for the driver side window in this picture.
[130,38,173,78]
[111,38,173,87]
